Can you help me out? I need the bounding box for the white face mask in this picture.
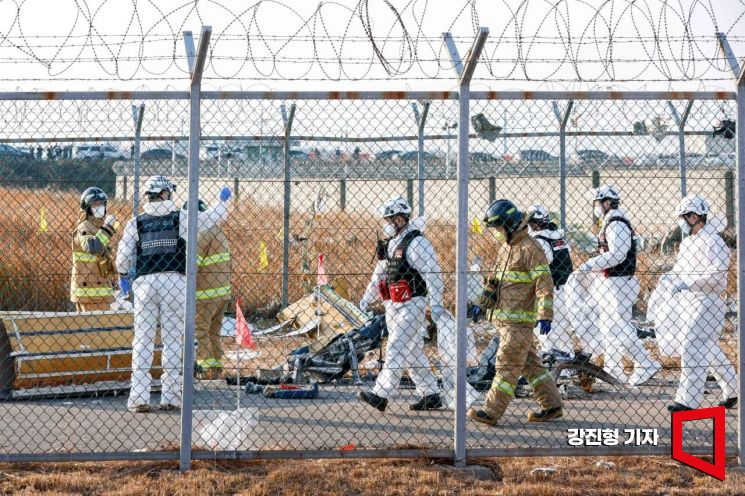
[678,218,691,236]
[382,223,397,237]
[92,205,106,219]
[593,205,605,219]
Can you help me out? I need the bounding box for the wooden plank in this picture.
[0,311,170,390]
[14,351,163,389]
[1,311,133,333]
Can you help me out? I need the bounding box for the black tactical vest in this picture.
[135,211,186,278]
[385,230,427,298]
[598,217,636,277]
[535,234,573,288]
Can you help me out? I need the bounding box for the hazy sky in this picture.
[0,0,743,92]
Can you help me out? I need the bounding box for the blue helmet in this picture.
[80,187,107,211]
[483,199,523,235]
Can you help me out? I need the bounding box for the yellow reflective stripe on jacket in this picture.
[95,230,111,246]
[530,264,550,280]
[537,297,553,309]
[72,287,114,297]
[494,264,550,283]
[197,251,231,267]
[490,309,537,323]
[495,271,533,283]
[196,285,232,300]
[527,370,553,388]
[73,251,98,263]
[492,378,516,397]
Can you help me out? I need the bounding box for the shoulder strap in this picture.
[392,230,422,260]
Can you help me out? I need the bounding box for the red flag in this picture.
[235,298,257,350]
[317,253,329,286]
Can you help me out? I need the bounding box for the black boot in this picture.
[358,391,388,412]
[667,402,693,413]
[528,406,563,422]
[409,393,443,411]
[718,397,738,409]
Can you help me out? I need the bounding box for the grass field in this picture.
[1,457,744,495]
[0,184,736,315]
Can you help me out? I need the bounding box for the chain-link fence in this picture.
[0,90,741,466]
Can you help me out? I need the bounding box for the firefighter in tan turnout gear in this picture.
[467,199,564,426]
[186,200,232,380]
[71,187,118,311]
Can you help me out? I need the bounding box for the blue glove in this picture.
[219,186,232,202]
[118,275,131,296]
[471,305,483,323]
[537,320,552,335]
[431,305,446,319]
[671,281,689,294]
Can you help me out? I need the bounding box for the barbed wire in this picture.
[0,0,743,84]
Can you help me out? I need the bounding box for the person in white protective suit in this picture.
[526,205,574,354]
[357,197,445,412]
[116,176,232,413]
[575,185,661,386]
[650,195,738,412]
[433,309,481,411]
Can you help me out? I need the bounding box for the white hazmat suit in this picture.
[579,208,660,385]
[530,227,573,354]
[361,218,441,400]
[434,310,480,410]
[648,221,737,408]
[116,198,228,410]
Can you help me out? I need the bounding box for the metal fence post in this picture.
[668,100,693,197]
[718,30,745,470]
[553,101,573,229]
[488,176,495,204]
[131,104,145,215]
[412,101,430,216]
[180,26,211,473]
[444,27,489,469]
[725,170,735,228]
[281,104,296,309]
[737,60,745,474]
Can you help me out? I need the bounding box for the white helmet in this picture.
[145,175,174,195]
[526,204,550,223]
[676,194,709,217]
[586,184,621,202]
[378,196,412,218]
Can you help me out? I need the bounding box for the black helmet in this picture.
[182,199,208,212]
[483,199,523,235]
[80,187,108,211]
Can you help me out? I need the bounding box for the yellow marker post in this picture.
[258,241,269,271]
[471,216,483,234]
[38,207,48,234]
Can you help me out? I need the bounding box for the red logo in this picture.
[671,406,726,480]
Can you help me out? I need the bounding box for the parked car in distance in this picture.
[656,153,678,167]
[141,148,186,160]
[0,144,31,157]
[571,149,623,166]
[289,149,309,160]
[77,144,127,160]
[469,151,499,163]
[515,149,558,163]
[398,151,439,161]
[375,150,403,160]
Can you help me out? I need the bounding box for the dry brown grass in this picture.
[1,456,744,496]
[0,186,736,315]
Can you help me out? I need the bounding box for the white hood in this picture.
[409,216,427,233]
[530,227,565,240]
[143,199,178,216]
